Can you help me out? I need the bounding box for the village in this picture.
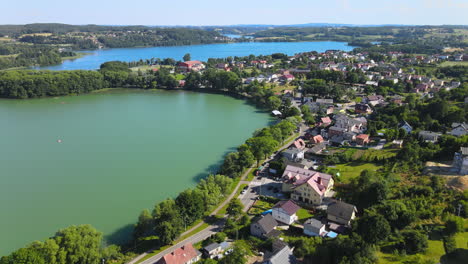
[141,47,468,264]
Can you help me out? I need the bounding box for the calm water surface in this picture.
[38,41,354,70]
[0,89,272,255]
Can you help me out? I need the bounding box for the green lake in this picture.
[0,89,272,255]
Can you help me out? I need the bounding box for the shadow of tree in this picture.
[104,223,134,246]
[440,248,468,264]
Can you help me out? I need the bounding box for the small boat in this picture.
[57,139,62,143]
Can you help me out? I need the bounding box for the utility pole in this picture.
[457,203,462,217]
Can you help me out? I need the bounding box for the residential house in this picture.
[177,61,205,72]
[364,95,385,106]
[452,147,468,175]
[282,165,334,205]
[328,126,347,138]
[282,148,305,162]
[334,114,366,134]
[327,200,357,226]
[291,138,306,150]
[157,243,201,264]
[400,120,413,134]
[307,142,326,155]
[311,135,324,144]
[320,116,332,127]
[343,131,357,142]
[413,83,429,93]
[215,63,230,71]
[303,218,327,237]
[355,103,373,114]
[356,134,370,145]
[449,123,468,137]
[272,200,301,225]
[316,98,334,104]
[281,74,295,82]
[263,240,297,264]
[250,214,280,239]
[365,81,379,86]
[418,131,442,143]
[202,243,223,259]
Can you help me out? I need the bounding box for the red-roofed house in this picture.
[281,74,295,82]
[281,165,334,205]
[311,135,324,144]
[272,200,301,225]
[292,139,306,150]
[177,61,205,72]
[356,134,370,145]
[157,243,201,264]
[321,116,332,126]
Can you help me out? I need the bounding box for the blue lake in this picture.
[38,41,354,70]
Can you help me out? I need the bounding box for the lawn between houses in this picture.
[377,231,468,264]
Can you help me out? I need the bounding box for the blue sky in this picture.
[2,0,467,25]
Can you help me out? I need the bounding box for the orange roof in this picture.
[159,243,199,264]
[356,134,369,139]
[182,60,203,65]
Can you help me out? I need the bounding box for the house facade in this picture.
[281,165,334,205]
[303,218,327,237]
[177,61,205,72]
[327,200,357,226]
[449,123,468,137]
[272,200,300,225]
[250,214,279,238]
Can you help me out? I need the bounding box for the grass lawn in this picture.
[130,65,159,72]
[296,208,314,223]
[377,231,468,264]
[335,162,382,183]
[175,74,185,80]
[270,84,297,93]
[248,199,274,215]
[438,61,468,67]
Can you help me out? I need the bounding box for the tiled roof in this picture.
[327,200,357,221]
[254,214,278,233]
[159,243,200,264]
[273,200,301,216]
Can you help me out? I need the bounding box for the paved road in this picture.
[127,127,305,264]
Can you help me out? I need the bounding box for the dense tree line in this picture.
[0,43,72,70]
[0,225,122,264]
[0,24,225,49]
[133,174,233,247]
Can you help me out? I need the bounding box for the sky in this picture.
[1,0,467,26]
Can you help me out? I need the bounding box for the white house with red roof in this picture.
[177,60,205,72]
[157,243,201,264]
[281,165,334,205]
[272,200,301,225]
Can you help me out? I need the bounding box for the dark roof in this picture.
[267,245,297,264]
[254,214,278,233]
[203,242,220,252]
[308,142,326,154]
[327,200,357,221]
[265,229,282,238]
[304,218,324,229]
[273,200,301,216]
